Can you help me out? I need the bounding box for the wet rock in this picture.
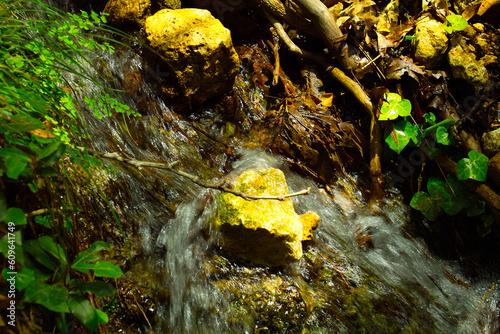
[411,18,449,69]
[144,8,239,109]
[447,35,489,85]
[104,0,152,27]
[483,128,500,156]
[211,168,319,266]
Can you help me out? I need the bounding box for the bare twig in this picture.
[77,147,311,201]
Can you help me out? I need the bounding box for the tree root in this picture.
[77,147,311,201]
[264,10,385,197]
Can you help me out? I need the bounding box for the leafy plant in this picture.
[378,93,455,154]
[0,0,136,331]
[410,174,485,221]
[1,236,121,331]
[378,92,412,121]
[443,14,468,34]
[456,150,489,182]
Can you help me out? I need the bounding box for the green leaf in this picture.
[38,236,67,264]
[5,207,26,225]
[445,15,468,32]
[427,177,450,207]
[73,260,122,278]
[466,195,485,217]
[0,114,45,133]
[456,150,489,182]
[24,239,60,271]
[68,295,108,331]
[14,267,36,290]
[71,241,122,278]
[38,140,64,160]
[410,192,442,221]
[0,148,32,179]
[0,231,23,266]
[25,280,69,313]
[435,126,450,145]
[423,112,436,125]
[70,279,116,296]
[72,241,109,269]
[379,93,412,121]
[384,120,416,154]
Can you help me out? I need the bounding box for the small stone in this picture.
[411,18,449,69]
[447,35,489,85]
[482,128,500,156]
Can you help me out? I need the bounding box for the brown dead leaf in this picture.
[385,56,426,82]
[478,0,500,16]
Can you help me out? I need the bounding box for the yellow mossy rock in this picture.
[212,168,319,266]
[145,8,239,108]
[411,18,449,69]
[104,0,152,27]
[300,211,320,241]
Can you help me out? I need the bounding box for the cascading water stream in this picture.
[71,38,499,333]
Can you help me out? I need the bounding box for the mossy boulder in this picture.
[447,35,489,85]
[104,0,152,27]
[144,8,239,109]
[211,168,319,266]
[411,18,449,69]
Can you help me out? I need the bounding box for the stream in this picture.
[72,33,499,333]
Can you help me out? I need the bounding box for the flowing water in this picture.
[72,36,500,333]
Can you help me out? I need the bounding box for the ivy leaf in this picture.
[456,150,489,182]
[5,207,26,225]
[379,93,412,121]
[423,112,436,125]
[445,15,468,33]
[384,120,416,154]
[435,126,451,145]
[410,192,442,221]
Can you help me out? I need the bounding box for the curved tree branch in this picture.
[77,147,311,201]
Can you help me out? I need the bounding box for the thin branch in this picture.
[77,147,311,201]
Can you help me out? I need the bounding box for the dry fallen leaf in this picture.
[30,128,56,138]
[320,93,334,107]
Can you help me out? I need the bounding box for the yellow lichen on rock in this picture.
[104,0,152,27]
[144,8,239,108]
[300,212,320,241]
[212,168,320,266]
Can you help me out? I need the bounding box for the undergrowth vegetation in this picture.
[0,0,138,331]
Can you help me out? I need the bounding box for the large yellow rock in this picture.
[211,168,319,266]
[411,18,449,69]
[145,8,239,108]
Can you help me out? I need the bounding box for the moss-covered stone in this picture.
[411,18,449,69]
[211,168,319,266]
[144,8,239,109]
